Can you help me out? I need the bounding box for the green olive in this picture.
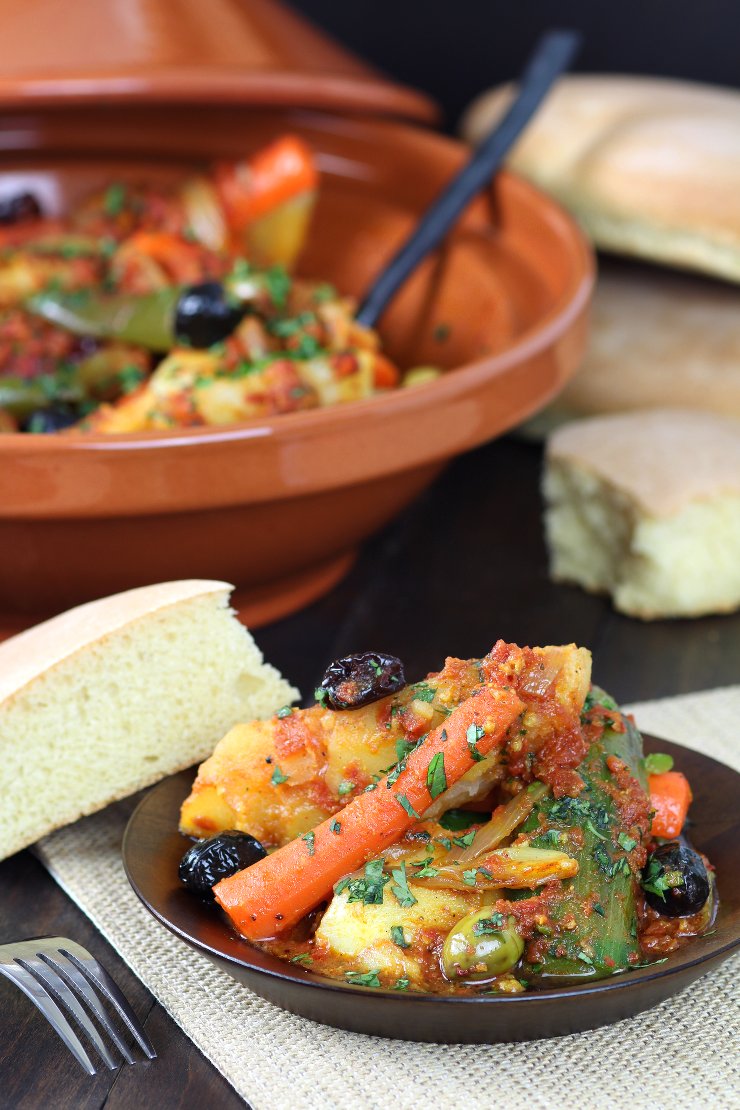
[442,908,524,983]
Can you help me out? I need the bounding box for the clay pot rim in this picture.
[0,170,594,459]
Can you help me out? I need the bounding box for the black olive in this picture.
[178,830,266,900]
[317,652,406,710]
[0,191,43,225]
[21,405,79,433]
[174,282,245,349]
[641,839,710,917]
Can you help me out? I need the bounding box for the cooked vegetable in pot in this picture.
[0,135,439,434]
[178,641,717,994]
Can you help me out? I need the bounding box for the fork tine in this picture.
[60,948,156,1060]
[0,962,97,1075]
[39,951,136,1067]
[17,958,119,1071]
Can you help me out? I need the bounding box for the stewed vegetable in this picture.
[442,909,525,981]
[641,839,710,917]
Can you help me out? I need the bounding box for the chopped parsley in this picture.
[301,831,315,856]
[618,832,638,852]
[330,820,342,835]
[102,182,126,216]
[342,859,389,905]
[393,978,410,991]
[276,705,293,718]
[412,856,438,878]
[345,970,381,988]
[412,683,436,703]
[116,365,145,394]
[314,686,330,707]
[576,951,594,966]
[593,902,605,917]
[270,765,288,786]
[466,722,485,762]
[395,793,420,819]
[641,858,684,900]
[453,831,476,849]
[426,752,447,799]
[531,828,562,849]
[290,953,312,965]
[390,862,417,908]
[390,925,410,949]
[435,836,452,851]
[337,780,354,796]
[462,869,479,887]
[264,264,292,309]
[438,809,479,832]
[472,913,505,935]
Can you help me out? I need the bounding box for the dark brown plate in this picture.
[122,736,739,1043]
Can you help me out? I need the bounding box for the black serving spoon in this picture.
[355,29,581,329]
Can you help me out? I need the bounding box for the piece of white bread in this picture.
[543,410,740,619]
[524,262,740,437]
[0,580,298,861]
[462,75,740,282]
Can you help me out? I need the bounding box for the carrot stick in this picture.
[215,135,318,232]
[214,685,523,940]
[649,771,693,839]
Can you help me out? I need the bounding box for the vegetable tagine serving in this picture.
[0,135,435,434]
[177,641,716,994]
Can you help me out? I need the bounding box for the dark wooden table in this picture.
[2,436,738,1109]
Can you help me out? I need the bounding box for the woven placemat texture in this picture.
[37,685,740,1110]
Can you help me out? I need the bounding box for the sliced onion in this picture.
[181,176,228,252]
[455,781,549,865]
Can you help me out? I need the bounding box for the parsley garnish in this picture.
[264,264,291,309]
[314,686,330,707]
[435,836,452,851]
[462,869,479,887]
[116,365,145,394]
[412,684,436,703]
[439,809,479,831]
[396,793,420,819]
[345,859,389,905]
[337,780,353,796]
[290,953,312,965]
[577,951,594,966]
[412,856,439,878]
[276,705,293,718]
[102,182,126,216]
[390,925,410,949]
[270,765,288,786]
[390,862,417,908]
[453,831,476,849]
[472,913,505,935]
[345,970,381,988]
[301,831,315,856]
[466,722,485,762]
[426,752,447,799]
[531,829,562,849]
[393,978,410,991]
[330,820,341,835]
[618,832,638,852]
[641,858,684,900]
[593,902,605,917]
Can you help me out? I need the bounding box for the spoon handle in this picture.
[355,29,581,329]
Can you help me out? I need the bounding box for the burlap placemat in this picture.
[37,686,740,1110]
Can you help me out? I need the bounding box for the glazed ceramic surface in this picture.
[0,0,435,120]
[123,737,740,1043]
[0,106,593,626]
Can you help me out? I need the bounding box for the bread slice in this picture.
[543,410,740,619]
[524,262,740,437]
[0,580,298,861]
[462,75,740,282]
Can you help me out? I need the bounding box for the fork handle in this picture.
[355,29,582,328]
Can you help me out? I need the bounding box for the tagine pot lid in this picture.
[0,0,437,121]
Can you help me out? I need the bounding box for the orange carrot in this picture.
[215,685,523,940]
[649,771,693,839]
[121,231,204,283]
[215,135,318,232]
[372,354,401,390]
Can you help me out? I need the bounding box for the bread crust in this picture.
[0,579,233,706]
[462,76,740,281]
[546,409,740,516]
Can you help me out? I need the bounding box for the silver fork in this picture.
[0,936,156,1075]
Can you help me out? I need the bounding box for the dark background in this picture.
[292,0,740,127]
